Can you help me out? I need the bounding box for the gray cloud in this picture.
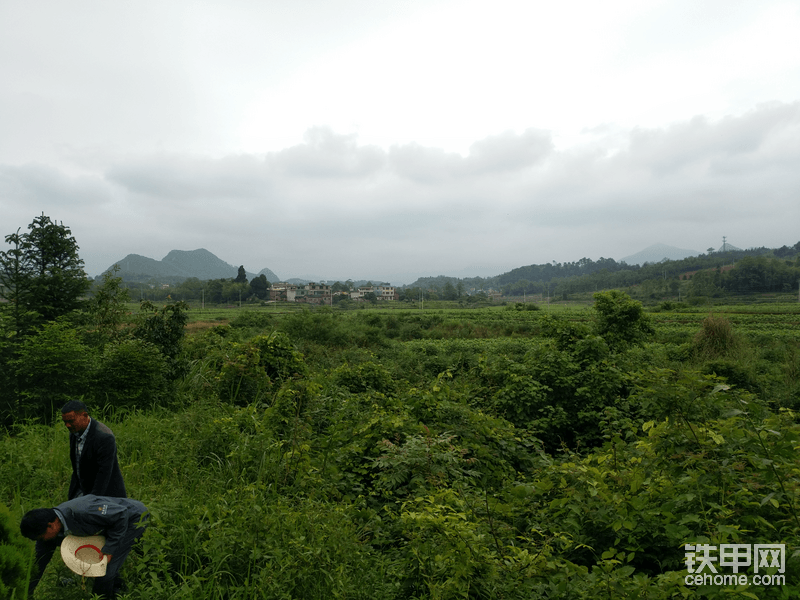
[106,154,275,200]
[272,127,386,178]
[2,103,799,281]
[389,128,554,183]
[0,163,111,207]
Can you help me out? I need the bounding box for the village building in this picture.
[349,285,398,301]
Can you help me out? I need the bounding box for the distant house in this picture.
[376,285,398,301]
[350,285,398,301]
[268,283,298,302]
[299,282,332,305]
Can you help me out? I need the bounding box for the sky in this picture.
[2,0,800,284]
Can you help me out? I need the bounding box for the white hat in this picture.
[60,535,109,577]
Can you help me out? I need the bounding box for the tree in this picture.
[235,265,248,284]
[250,274,270,300]
[0,229,38,340]
[0,214,90,333]
[86,265,131,347]
[592,290,654,349]
[132,301,189,379]
[207,279,224,303]
[12,321,97,422]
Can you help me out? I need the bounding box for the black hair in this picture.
[20,508,57,539]
[61,400,88,414]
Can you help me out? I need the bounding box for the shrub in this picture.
[251,331,307,382]
[693,314,737,358]
[331,361,396,394]
[228,311,272,330]
[93,338,170,409]
[592,290,654,349]
[0,504,29,599]
[12,320,97,422]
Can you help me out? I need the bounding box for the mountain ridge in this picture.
[620,243,701,266]
[104,249,280,282]
[103,241,765,287]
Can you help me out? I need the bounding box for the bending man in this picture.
[21,495,148,600]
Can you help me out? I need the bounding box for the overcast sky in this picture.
[2,0,799,283]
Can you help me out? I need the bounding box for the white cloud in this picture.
[1,0,800,281]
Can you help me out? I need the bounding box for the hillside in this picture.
[620,243,701,265]
[102,249,280,283]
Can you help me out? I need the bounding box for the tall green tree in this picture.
[12,321,96,422]
[0,214,90,333]
[86,265,131,347]
[249,274,270,299]
[0,229,38,340]
[235,265,248,284]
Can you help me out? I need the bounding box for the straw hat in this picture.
[60,535,109,577]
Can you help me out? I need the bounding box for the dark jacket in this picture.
[56,495,148,556]
[68,418,127,499]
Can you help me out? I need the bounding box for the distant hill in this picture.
[620,243,701,266]
[102,249,281,283]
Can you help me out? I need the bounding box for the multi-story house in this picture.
[297,282,332,305]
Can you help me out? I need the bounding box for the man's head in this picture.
[61,400,90,434]
[20,508,61,541]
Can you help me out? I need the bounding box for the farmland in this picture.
[2,295,800,599]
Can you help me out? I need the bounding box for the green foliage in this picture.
[93,338,170,409]
[331,360,396,394]
[592,290,655,349]
[0,504,29,600]
[4,302,800,599]
[251,332,307,382]
[12,320,97,423]
[693,314,738,358]
[227,310,273,330]
[373,431,480,497]
[279,307,352,346]
[85,264,131,347]
[203,331,306,406]
[0,214,90,330]
[477,334,623,451]
[506,301,541,311]
[133,300,189,379]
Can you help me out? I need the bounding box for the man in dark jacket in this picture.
[21,495,148,600]
[61,400,127,499]
[28,400,128,595]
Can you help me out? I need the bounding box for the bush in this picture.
[693,314,738,358]
[592,290,654,349]
[0,504,29,599]
[331,361,396,394]
[13,321,97,422]
[93,338,170,409]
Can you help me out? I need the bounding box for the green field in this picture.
[3,296,800,599]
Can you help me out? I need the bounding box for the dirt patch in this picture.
[185,320,228,334]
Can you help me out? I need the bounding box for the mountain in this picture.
[103,249,281,282]
[620,243,701,266]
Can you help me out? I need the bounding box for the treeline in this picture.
[685,255,800,297]
[499,245,800,299]
[401,243,800,300]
